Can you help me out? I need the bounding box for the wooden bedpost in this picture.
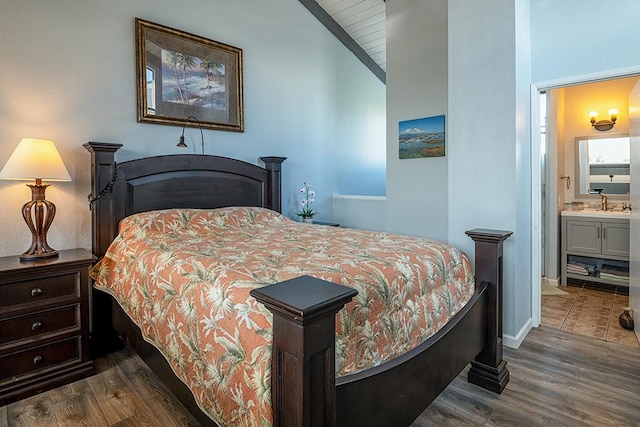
[465,229,513,394]
[84,142,122,258]
[84,142,123,357]
[260,156,286,213]
[250,276,357,427]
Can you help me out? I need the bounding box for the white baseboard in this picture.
[542,276,560,287]
[503,317,533,349]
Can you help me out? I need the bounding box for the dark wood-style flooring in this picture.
[1,325,639,426]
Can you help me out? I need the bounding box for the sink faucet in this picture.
[600,193,607,211]
[623,203,632,211]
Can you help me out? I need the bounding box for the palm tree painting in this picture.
[398,115,445,159]
[161,48,226,110]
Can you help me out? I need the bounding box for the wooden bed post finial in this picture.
[250,275,357,427]
[465,228,512,394]
[260,156,286,213]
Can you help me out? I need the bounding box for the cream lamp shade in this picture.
[0,138,71,261]
[0,138,71,181]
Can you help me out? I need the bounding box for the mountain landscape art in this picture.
[399,115,445,159]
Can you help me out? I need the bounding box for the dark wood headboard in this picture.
[84,142,286,258]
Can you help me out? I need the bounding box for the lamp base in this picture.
[19,183,60,262]
[20,250,59,262]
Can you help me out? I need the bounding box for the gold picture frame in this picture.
[135,18,244,132]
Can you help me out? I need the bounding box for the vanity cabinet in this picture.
[565,220,629,257]
[561,213,630,287]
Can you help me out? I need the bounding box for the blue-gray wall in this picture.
[0,0,386,256]
[531,0,640,84]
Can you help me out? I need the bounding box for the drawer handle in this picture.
[33,355,43,365]
[31,321,43,332]
[31,288,43,297]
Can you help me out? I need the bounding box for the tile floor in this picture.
[541,280,639,348]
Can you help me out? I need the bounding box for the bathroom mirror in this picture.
[575,134,630,197]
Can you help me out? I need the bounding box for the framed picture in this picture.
[398,115,445,159]
[135,18,244,132]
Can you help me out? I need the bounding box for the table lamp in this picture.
[0,138,71,261]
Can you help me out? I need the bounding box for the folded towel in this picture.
[600,264,629,277]
[599,272,629,282]
[566,261,604,276]
[566,266,589,276]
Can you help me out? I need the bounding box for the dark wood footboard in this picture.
[253,229,512,427]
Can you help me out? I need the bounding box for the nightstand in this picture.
[0,249,95,405]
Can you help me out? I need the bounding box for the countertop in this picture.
[561,209,631,219]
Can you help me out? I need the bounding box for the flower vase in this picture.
[303,217,314,224]
[619,308,634,330]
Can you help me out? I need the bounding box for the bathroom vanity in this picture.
[561,210,630,287]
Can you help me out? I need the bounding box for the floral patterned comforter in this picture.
[91,207,475,427]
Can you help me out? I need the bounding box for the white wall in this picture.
[332,195,388,231]
[531,1,640,84]
[0,0,385,257]
[336,0,532,343]
[448,0,532,343]
[335,0,449,241]
[383,0,449,241]
[514,0,533,337]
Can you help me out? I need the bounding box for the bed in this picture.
[84,142,511,427]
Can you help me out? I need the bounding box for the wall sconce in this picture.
[178,116,205,154]
[0,138,71,260]
[589,109,618,131]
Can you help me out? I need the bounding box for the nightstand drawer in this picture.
[0,272,79,309]
[0,305,80,347]
[0,337,81,382]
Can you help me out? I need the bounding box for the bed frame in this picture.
[85,142,511,427]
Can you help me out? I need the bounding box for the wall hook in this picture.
[560,175,570,190]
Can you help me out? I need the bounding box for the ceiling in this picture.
[317,0,386,71]
[299,0,386,83]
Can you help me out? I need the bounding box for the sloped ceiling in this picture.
[299,0,386,83]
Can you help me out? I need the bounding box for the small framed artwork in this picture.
[398,115,445,159]
[135,18,244,132]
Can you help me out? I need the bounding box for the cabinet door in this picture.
[566,220,601,254]
[602,222,630,257]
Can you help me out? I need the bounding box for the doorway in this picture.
[535,74,640,348]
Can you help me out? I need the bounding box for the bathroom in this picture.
[540,75,639,347]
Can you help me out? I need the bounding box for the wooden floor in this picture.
[1,326,639,426]
[416,326,640,426]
